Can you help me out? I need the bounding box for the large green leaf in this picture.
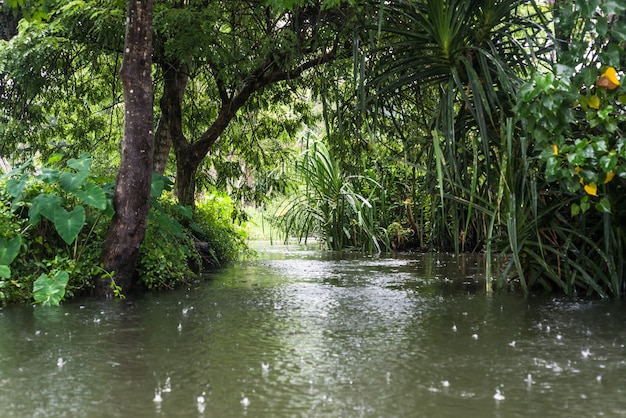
[53,205,86,244]
[29,193,63,224]
[6,174,28,198]
[72,183,107,210]
[0,236,22,265]
[36,167,60,183]
[151,172,173,198]
[0,265,10,279]
[59,170,89,192]
[67,153,93,172]
[33,271,69,306]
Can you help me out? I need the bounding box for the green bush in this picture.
[137,218,200,290]
[136,190,249,290]
[192,192,250,266]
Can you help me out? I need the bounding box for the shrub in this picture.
[192,191,250,266]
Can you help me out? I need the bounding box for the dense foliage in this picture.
[1,0,626,300]
[0,156,247,305]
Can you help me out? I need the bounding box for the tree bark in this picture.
[153,62,187,175]
[97,0,154,297]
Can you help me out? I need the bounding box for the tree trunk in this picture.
[175,145,200,208]
[97,0,154,297]
[153,62,187,175]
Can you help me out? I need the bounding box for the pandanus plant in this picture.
[362,0,548,254]
[275,136,384,253]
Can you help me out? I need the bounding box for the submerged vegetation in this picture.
[0,0,625,302]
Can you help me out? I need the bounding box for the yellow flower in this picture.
[552,144,558,155]
[604,171,615,184]
[584,183,598,196]
[588,95,601,109]
[597,67,621,90]
[574,166,582,174]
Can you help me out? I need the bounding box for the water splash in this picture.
[197,392,206,413]
[493,388,505,401]
[153,389,163,403]
[525,373,533,388]
[163,376,172,393]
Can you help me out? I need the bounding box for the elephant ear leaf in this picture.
[0,236,21,265]
[72,183,107,210]
[53,206,86,245]
[29,193,63,224]
[0,265,10,279]
[67,153,93,172]
[59,171,89,192]
[33,271,69,306]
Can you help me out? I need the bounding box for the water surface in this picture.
[1,244,626,417]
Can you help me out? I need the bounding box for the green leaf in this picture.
[0,265,10,279]
[6,174,28,198]
[595,16,608,36]
[577,0,600,18]
[29,193,63,224]
[601,44,622,67]
[605,0,625,14]
[67,153,93,172]
[150,172,173,198]
[47,154,63,165]
[33,271,69,306]
[0,236,22,265]
[581,196,591,213]
[571,203,580,217]
[612,20,626,42]
[72,183,107,210]
[36,168,60,183]
[59,170,89,192]
[596,197,611,213]
[53,205,86,244]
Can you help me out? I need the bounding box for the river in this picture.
[1,243,626,417]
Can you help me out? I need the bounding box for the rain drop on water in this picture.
[163,376,172,393]
[197,392,206,413]
[153,389,163,403]
[493,388,505,401]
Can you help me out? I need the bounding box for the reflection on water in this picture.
[1,244,626,417]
